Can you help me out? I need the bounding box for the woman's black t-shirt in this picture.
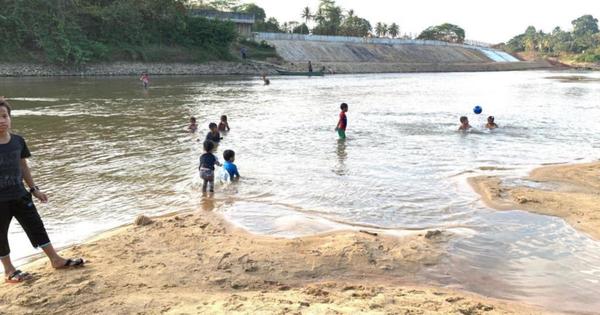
[0,134,31,202]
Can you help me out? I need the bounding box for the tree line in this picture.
[228,0,465,42]
[0,0,238,65]
[505,15,600,62]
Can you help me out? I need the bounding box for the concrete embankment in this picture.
[261,37,553,73]
[0,61,278,77]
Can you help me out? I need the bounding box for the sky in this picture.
[242,0,600,43]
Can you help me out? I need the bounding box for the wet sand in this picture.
[469,162,600,240]
[0,211,545,314]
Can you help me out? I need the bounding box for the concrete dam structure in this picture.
[254,33,551,73]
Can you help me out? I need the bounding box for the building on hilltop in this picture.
[190,10,255,37]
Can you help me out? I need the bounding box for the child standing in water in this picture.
[140,72,150,89]
[223,150,240,182]
[199,141,221,193]
[0,98,84,283]
[335,103,349,140]
[218,115,230,132]
[205,123,222,144]
[486,116,498,129]
[458,116,472,131]
[188,117,198,133]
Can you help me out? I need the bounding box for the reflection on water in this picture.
[2,71,600,313]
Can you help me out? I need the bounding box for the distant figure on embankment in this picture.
[308,61,313,73]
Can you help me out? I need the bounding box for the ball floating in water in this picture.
[473,105,483,114]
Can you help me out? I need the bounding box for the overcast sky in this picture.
[242,0,600,43]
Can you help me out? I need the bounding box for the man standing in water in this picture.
[335,103,349,140]
[0,97,84,283]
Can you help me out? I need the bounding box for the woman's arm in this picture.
[20,159,48,203]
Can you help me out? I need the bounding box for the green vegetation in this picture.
[235,38,279,61]
[505,15,600,63]
[417,23,466,44]
[0,0,237,65]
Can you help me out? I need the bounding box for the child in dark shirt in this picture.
[199,141,222,193]
[205,122,222,144]
[0,98,84,283]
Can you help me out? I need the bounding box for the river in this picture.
[2,71,600,313]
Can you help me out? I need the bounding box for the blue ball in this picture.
[473,105,482,114]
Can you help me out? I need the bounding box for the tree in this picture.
[293,23,310,34]
[417,23,465,43]
[375,22,387,37]
[388,23,399,38]
[572,15,599,37]
[301,6,312,24]
[311,0,343,35]
[234,3,266,21]
[339,16,371,37]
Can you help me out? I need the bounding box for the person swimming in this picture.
[486,116,498,129]
[458,116,472,131]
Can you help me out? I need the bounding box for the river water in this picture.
[2,71,600,313]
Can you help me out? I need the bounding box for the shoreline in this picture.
[469,161,600,240]
[0,59,557,77]
[0,210,546,314]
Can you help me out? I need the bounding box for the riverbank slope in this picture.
[0,211,545,314]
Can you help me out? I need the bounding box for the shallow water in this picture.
[2,71,600,313]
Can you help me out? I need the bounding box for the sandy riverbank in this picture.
[469,162,600,240]
[0,210,545,314]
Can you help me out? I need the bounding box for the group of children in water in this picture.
[459,115,498,131]
[189,115,239,193]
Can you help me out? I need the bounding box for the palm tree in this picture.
[347,9,355,19]
[301,6,312,24]
[388,23,399,38]
[375,22,386,37]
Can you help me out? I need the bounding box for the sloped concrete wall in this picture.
[269,40,493,64]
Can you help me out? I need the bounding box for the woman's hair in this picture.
[209,122,218,129]
[221,115,227,121]
[203,140,214,152]
[223,150,235,162]
[0,98,12,116]
[340,103,348,110]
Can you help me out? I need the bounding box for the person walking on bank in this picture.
[0,98,84,283]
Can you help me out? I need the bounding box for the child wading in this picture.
[218,115,230,132]
[0,98,84,283]
[199,141,222,193]
[188,117,198,133]
[335,103,349,139]
[206,122,222,144]
[223,150,240,182]
[140,72,150,89]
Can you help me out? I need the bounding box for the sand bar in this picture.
[469,162,600,240]
[0,210,548,314]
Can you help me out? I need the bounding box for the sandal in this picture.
[5,270,31,283]
[56,258,85,269]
